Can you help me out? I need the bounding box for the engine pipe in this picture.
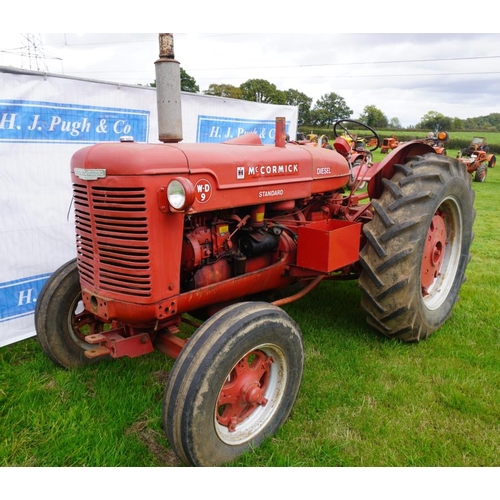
[155,33,183,143]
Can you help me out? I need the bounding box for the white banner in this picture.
[0,66,298,347]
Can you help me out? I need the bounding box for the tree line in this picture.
[168,68,500,132]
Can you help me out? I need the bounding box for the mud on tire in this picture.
[359,153,475,342]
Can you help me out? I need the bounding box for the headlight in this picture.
[167,178,195,211]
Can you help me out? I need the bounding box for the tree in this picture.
[418,111,452,132]
[203,83,242,99]
[358,105,388,128]
[452,117,464,131]
[310,92,352,127]
[284,88,312,126]
[180,68,199,93]
[389,117,402,129]
[240,79,286,104]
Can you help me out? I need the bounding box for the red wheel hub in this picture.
[421,212,447,294]
[217,350,273,432]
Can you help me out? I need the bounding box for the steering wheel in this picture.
[333,120,380,152]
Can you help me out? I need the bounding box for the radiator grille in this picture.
[73,183,152,297]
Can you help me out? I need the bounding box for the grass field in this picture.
[1,151,499,468]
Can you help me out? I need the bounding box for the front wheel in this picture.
[35,259,111,368]
[474,164,487,182]
[163,301,304,466]
[359,153,475,342]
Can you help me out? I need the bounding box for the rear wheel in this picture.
[35,259,110,368]
[359,153,475,342]
[163,301,304,466]
[474,164,487,182]
[488,155,496,168]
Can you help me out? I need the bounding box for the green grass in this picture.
[1,159,499,467]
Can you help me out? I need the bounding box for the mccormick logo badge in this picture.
[74,168,106,181]
[237,164,299,180]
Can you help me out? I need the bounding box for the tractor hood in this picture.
[71,134,351,209]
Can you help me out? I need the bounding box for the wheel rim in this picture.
[421,196,463,310]
[68,292,107,348]
[215,343,287,445]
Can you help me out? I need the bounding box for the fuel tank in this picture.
[71,133,351,213]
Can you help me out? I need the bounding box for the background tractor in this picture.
[332,119,380,190]
[461,136,490,156]
[423,131,449,155]
[381,131,449,156]
[34,34,476,467]
[380,134,400,154]
[457,137,496,182]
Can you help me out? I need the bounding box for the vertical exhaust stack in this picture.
[155,33,183,143]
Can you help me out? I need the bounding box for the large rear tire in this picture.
[35,259,110,368]
[359,153,475,342]
[163,301,304,466]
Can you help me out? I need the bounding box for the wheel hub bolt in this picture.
[242,383,266,405]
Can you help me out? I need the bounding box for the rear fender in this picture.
[366,140,436,199]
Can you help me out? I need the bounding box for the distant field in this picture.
[376,130,500,143]
[377,130,500,153]
[300,128,500,153]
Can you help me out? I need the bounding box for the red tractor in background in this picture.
[332,119,380,190]
[423,131,449,155]
[457,137,496,182]
[35,34,475,467]
[381,131,449,156]
[380,134,400,154]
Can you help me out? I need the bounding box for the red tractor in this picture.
[381,131,449,156]
[35,35,475,467]
[332,119,381,190]
[423,131,449,156]
[457,137,496,182]
[380,135,400,154]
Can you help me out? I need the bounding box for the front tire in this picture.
[359,154,475,342]
[35,259,110,368]
[163,301,304,466]
[474,164,487,182]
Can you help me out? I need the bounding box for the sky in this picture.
[1,32,500,128]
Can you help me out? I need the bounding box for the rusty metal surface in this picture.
[158,33,175,59]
